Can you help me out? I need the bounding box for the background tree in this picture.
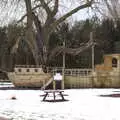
[1,17,120,71]
[103,0,120,20]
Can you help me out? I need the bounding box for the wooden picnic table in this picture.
[42,90,66,102]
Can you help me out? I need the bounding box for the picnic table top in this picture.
[43,90,64,93]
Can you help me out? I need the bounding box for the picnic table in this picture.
[41,90,68,102]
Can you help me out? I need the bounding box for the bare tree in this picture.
[0,0,95,68]
[105,0,120,20]
[97,0,120,24]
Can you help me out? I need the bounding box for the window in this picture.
[112,58,117,68]
[35,69,38,72]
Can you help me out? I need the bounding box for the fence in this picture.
[47,67,120,88]
[47,67,93,88]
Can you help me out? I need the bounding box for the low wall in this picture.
[50,68,120,88]
[92,71,120,88]
[64,75,93,88]
[64,73,120,88]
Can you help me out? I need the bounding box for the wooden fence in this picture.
[47,67,120,88]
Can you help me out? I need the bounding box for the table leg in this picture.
[43,93,48,101]
[59,92,65,100]
[53,92,56,101]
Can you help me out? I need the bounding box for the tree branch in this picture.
[64,40,94,55]
[52,0,59,17]
[40,0,52,14]
[11,37,21,54]
[104,0,115,18]
[49,46,64,60]
[17,4,42,23]
[51,0,94,30]
[49,39,94,60]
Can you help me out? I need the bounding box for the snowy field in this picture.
[0,85,120,120]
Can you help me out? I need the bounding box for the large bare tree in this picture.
[0,0,95,69]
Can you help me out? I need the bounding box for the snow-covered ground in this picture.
[0,85,120,120]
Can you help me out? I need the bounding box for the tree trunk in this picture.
[24,0,40,65]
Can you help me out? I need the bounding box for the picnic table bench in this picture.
[41,90,68,102]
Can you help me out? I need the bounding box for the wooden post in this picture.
[62,39,65,89]
[90,32,95,71]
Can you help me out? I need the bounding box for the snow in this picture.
[0,86,120,120]
[0,82,14,88]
